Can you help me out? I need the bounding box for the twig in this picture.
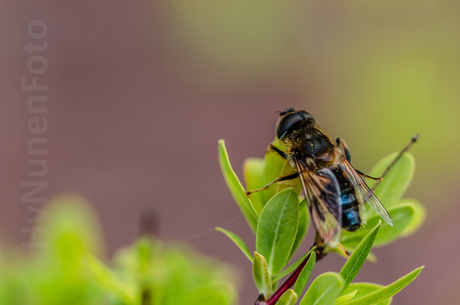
[372,133,419,191]
[254,239,326,305]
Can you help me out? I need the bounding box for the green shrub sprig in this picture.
[218,139,425,305]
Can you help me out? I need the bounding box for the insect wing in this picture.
[295,160,342,246]
[339,159,393,226]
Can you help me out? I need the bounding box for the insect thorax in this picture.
[284,126,335,166]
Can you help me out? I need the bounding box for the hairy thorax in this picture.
[284,126,336,169]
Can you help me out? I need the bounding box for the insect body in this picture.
[246,108,394,246]
[330,166,362,231]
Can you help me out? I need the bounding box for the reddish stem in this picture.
[256,244,324,305]
[265,256,309,305]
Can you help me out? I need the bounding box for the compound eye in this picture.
[277,111,314,139]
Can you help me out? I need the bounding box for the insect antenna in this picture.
[372,133,419,191]
[277,107,296,116]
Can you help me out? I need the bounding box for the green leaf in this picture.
[215,227,253,262]
[300,272,344,305]
[339,222,380,291]
[261,140,291,201]
[253,252,272,296]
[366,252,377,263]
[43,195,104,273]
[326,243,350,260]
[289,200,310,260]
[243,157,266,214]
[243,138,302,212]
[271,279,280,294]
[273,247,316,282]
[277,289,298,305]
[399,199,426,237]
[293,251,316,297]
[369,203,413,246]
[341,266,424,305]
[84,254,138,304]
[367,152,415,211]
[256,188,299,276]
[340,283,390,305]
[253,139,301,206]
[341,204,414,248]
[218,140,259,232]
[187,282,237,305]
[335,290,358,304]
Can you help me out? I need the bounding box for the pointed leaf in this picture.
[257,139,302,205]
[369,203,413,246]
[256,188,299,276]
[300,272,344,305]
[341,203,414,248]
[293,251,316,297]
[84,254,138,304]
[399,199,426,237]
[339,222,380,291]
[253,252,272,296]
[340,283,390,305]
[273,247,316,282]
[327,243,350,260]
[289,200,310,260]
[243,157,266,214]
[261,140,291,202]
[277,289,298,305]
[216,227,252,262]
[218,140,259,232]
[341,266,424,305]
[367,152,415,211]
[335,290,358,304]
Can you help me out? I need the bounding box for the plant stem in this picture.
[372,133,419,191]
[141,288,151,305]
[255,242,325,305]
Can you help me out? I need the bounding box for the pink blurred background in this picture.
[1,0,459,303]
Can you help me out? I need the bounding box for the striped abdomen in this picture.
[332,167,362,231]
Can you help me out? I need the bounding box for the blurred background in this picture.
[0,0,459,303]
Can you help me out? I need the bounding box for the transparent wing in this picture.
[295,160,342,246]
[339,157,393,226]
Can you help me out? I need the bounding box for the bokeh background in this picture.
[1,0,459,304]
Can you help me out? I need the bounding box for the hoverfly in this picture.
[246,108,417,246]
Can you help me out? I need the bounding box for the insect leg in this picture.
[372,133,419,191]
[268,144,287,159]
[355,169,382,181]
[245,172,299,196]
[336,138,351,162]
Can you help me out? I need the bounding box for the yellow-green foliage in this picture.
[0,196,237,305]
